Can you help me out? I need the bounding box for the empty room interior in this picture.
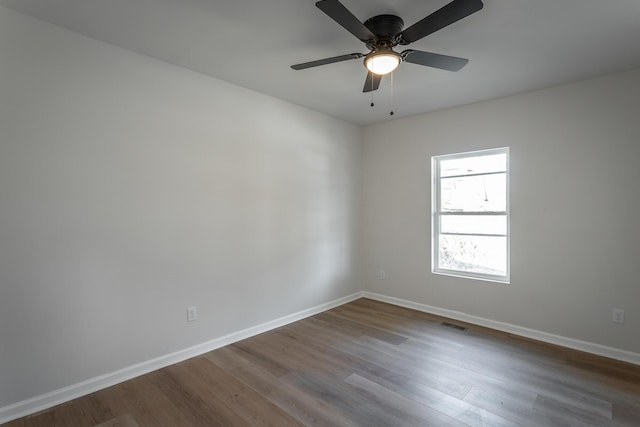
[1,0,640,426]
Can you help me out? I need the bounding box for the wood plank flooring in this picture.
[5,298,640,426]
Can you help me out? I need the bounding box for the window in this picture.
[432,148,509,283]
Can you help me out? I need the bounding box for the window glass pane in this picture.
[440,153,506,177]
[440,173,506,212]
[440,215,506,235]
[438,235,507,276]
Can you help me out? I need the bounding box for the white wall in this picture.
[0,7,361,409]
[363,68,640,356]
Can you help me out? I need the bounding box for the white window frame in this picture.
[432,147,510,283]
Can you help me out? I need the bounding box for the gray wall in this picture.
[362,68,640,355]
[0,7,362,408]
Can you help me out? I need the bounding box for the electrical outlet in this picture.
[379,270,386,280]
[187,306,197,322]
[612,308,625,324]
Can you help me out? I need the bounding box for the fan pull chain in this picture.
[389,71,395,116]
[370,80,375,107]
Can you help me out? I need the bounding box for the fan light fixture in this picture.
[364,49,401,75]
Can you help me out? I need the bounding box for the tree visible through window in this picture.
[432,148,509,282]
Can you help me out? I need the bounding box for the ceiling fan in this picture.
[291,0,484,92]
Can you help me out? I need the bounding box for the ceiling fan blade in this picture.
[291,53,364,70]
[363,71,381,92]
[402,49,468,71]
[398,0,483,45]
[316,0,377,42]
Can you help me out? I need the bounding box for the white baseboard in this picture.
[0,291,364,425]
[363,291,640,366]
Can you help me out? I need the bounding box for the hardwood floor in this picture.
[5,298,640,426]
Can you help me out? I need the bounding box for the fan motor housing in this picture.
[364,14,404,45]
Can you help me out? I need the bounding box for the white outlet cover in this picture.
[612,308,625,324]
[187,306,197,322]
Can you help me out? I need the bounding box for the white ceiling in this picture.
[2,0,640,125]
